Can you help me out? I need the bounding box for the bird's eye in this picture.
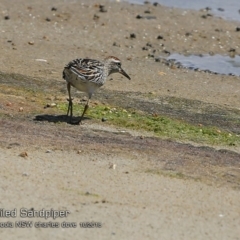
[117,62,121,67]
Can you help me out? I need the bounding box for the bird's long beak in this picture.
[119,68,131,80]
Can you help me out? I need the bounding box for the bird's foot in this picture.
[69,119,82,125]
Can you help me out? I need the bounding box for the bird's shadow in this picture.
[34,114,90,125]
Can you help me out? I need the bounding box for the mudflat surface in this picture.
[0,0,240,239]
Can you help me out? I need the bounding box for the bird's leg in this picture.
[77,98,90,124]
[77,93,92,124]
[66,82,73,122]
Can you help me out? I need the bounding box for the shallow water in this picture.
[124,0,240,22]
[167,53,240,76]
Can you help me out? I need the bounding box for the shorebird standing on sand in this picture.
[63,56,131,124]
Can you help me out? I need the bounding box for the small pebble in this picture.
[45,17,51,22]
[45,150,52,153]
[51,7,57,11]
[109,163,116,169]
[81,96,88,101]
[157,35,164,40]
[102,117,107,122]
[19,107,24,112]
[19,152,28,158]
[144,10,151,14]
[36,59,47,62]
[50,103,57,107]
[93,14,99,20]
[113,42,120,47]
[4,16,10,20]
[153,2,158,6]
[236,27,240,32]
[28,41,34,45]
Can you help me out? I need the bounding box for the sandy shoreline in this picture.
[0,0,240,239]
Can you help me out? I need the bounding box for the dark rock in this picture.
[146,42,152,47]
[45,17,51,22]
[136,15,143,19]
[4,16,10,20]
[163,50,171,55]
[217,8,224,12]
[51,7,57,11]
[130,33,136,39]
[102,118,107,122]
[229,48,236,52]
[142,47,148,51]
[202,13,212,18]
[157,35,164,40]
[153,2,158,7]
[236,27,240,32]
[99,5,107,13]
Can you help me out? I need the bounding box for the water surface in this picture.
[124,0,240,22]
[167,53,240,76]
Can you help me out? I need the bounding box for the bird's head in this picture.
[105,56,131,80]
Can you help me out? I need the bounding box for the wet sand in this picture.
[0,0,240,239]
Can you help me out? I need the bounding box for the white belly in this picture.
[64,69,102,96]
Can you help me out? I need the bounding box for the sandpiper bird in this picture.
[63,56,131,124]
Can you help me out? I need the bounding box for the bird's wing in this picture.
[65,58,104,83]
